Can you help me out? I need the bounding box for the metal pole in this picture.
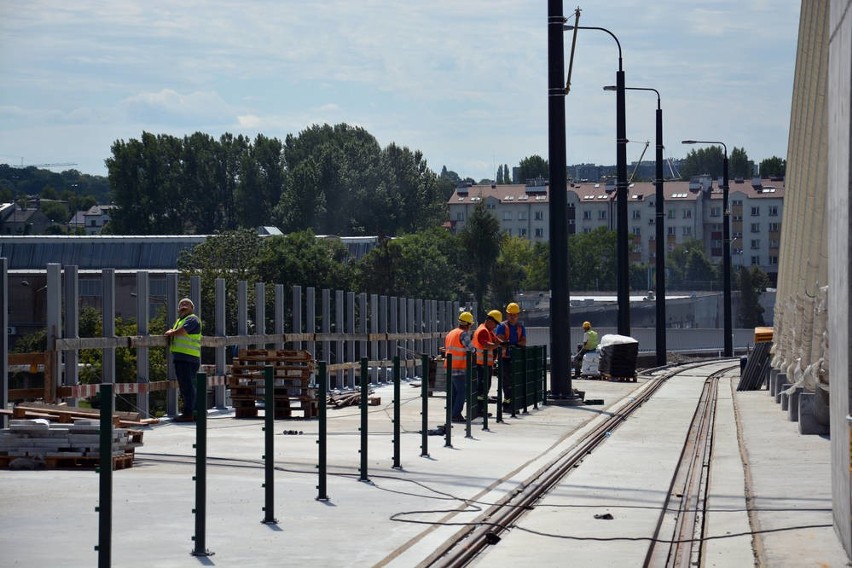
[96,383,113,568]
[616,66,630,336]
[420,354,430,457]
[192,372,213,557]
[392,356,401,469]
[547,1,574,399]
[722,152,733,357]
[358,358,369,482]
[261,365,277,524]
[444,354,453,448]
[654,103,667,365]
[316,362,329,501]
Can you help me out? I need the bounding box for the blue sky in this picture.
[0,1,800,181]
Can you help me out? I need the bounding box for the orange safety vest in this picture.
[472,323,496,366]
[444,328,469,370]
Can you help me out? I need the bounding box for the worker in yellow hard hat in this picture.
[495,301,527,406]
[573,321,599,379]
[443,311,476,422]
[471,310,502,418]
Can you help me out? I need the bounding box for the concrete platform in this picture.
[0,366,848,567]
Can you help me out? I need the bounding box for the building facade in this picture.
[446,176,785,283]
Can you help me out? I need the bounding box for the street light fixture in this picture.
[682,139,733,357]
[566,23,630,336]
[604,85,666,365]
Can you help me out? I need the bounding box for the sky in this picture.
[0,1,801,182]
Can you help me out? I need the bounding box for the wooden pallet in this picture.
[228,350,318,420]
[0,452,135,470]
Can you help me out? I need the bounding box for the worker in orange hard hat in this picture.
[443,311,476,422]
[573,321,599,379]
[471,310,502,418]
[495,302,527,407]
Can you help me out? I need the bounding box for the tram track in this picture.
[420,360,739,568]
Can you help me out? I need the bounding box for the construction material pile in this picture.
[598,334,639,381]
[0,418,143,470]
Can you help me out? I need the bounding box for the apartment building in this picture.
[446,176,785,283]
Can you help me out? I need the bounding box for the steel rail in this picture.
[424,361,726,567]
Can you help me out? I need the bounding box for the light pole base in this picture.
[547,391,586,406]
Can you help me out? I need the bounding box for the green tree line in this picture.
[105,125,456,236]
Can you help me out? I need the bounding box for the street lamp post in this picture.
[682,139,733,357]
[547,2,581,403]
[565,23,630,336]
[605,85,666,365]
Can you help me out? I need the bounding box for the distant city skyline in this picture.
[1,2,800,182]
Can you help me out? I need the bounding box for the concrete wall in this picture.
[828,0,852,556]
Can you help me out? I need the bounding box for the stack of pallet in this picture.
[228,349,317,419]
[0,419,142,470]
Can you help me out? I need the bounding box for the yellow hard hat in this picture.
[458,311,474,325]
[583,321,591,330]
[487,309,503,323]
[506,302,520,314]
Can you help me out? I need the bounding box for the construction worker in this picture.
[495,302,527,404]
[573,321,599,379]
[443,311,476,422]
[472,310,502,416]
[165,298,202,422]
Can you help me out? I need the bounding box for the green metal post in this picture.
[543,345,550,406]
[261,365,277,524]
[192,372,213,557]
[510,357,518,418]
[393,356,401,469]
[359,358,369,482]
[512,349,530,414]
[443,354,452,448]
[96,383,113,567]
[532,347,541,409]
[496,347,504,423]
[420,354,430,457]
[316,362,329,500]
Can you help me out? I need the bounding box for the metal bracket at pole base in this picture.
[546,390,586,406]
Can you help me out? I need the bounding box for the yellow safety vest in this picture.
[170,315,202,359]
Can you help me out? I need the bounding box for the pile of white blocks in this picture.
[0,419,142,461]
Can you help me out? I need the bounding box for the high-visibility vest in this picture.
[496,322,525,359]
[444,328,469,370]
[584,329,599,350]
[169,315,202,359]
[472,323,496,366]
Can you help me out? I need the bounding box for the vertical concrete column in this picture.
[166,273,179,417]
[101,269,115,387]
[214,278,227,409]
[370,294,379,382]
[136,272,150,417]
[64,266,79,408]
[46,263,62,401]
[274,284,285,351]
[828,0,852,555]
[0,258,8,429]
[255,282,266,349]
[292,285,302,351]
[321,289,331,388]
[306,287,316,359]
[346,291,355,389]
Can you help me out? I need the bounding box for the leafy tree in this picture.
[255,230,350,295]
[668,239,718,290]
[729,146,751,179]
[39,201,68,223]
[439,166,461,185]
[353,229,462,299]
[759,156,786,178]
[736,265,769,327]
[504,163,511,183]
[568,227,617,291]
[517,155,549,184]
[525,242,550,290]
[459,201,503,315]
[680,146,725,179]
[492,236,531,305]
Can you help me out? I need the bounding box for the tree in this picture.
[759,156,786,178]
[517,155,549,184]
[458,201,503,314]
[568,227,617,291]
[680,146,725,179]
[667,239,718,290]
[492,236,532,305]
[353,229,462,300]
[729,146,751,179]
[254,230,350,295]
[736,265,769,328]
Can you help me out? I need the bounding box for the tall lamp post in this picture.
[605,85,666,364]
[682,139,733,357]
[547,2,581,403]
[565,23,630,336]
